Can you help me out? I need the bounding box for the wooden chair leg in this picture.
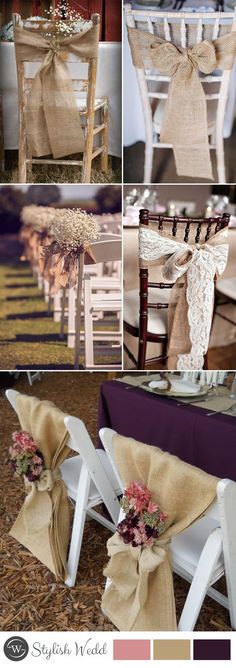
[137,336,147,369]
[100,101,108,173]
[18,130,27,183]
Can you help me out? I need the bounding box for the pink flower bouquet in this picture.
[9,431,44,482]
[117,481,167,548]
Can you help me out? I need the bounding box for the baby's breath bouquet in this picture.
[43,208,100,292]
[20,206,59,233]
[44,2,92,40]
[48,208,100,252]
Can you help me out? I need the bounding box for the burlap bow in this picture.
[102,434,217,631]
[43,241,97,294]
[23,469,62,534]
[127,27,236,179]
[10,395,70,579]
[103,532,170,630]
[139,226,229,369]
[14,24,99,158]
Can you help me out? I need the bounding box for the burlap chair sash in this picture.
[127,27,236,179]
[14,24,99,159]
[139,225,228,369]
[42,241,97,294]
[10,395,70,580]
[102,434,218,631]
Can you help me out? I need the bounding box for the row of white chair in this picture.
[28,231,122,369]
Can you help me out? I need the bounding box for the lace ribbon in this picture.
[139,226,228,369]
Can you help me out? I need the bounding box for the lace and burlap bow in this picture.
[127,27,236,179]
[139,226,229,369]
[14,23,99,158]
[9,394,70,579]
[102,434,217,631]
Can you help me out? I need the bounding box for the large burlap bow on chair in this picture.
[102,434,217,631]
[14,24,99,158]
[10,394,70,579]
[127,27,236,179]
[42,243,97,294]
[139,225,229,370]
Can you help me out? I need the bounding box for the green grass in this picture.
[0,260,121,369]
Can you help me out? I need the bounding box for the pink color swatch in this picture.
[113,639,150,661]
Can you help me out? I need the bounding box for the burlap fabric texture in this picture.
[139,224,228,369]
[10,394,70,580]
[127,26,236,179]
[14,24,99,158]
[102,434,217,631]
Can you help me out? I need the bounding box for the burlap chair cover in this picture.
[14,24,99,158]
[127,27,236,179]
[139,224,229,369]
[10,394,70,580]
[102,434,218,631]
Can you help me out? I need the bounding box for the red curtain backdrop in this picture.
[57,1,121,40]
[32,0,42,14]
[12,1,21,11]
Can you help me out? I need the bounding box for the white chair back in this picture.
[124,5,236,182]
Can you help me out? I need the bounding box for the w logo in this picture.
[4,637,29,662]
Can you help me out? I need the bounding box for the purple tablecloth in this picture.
[98,380,236,481]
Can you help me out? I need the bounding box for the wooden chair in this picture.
[123,209,230,370]
[6,389,122,588]
[12,13,108,183]
[99,427,236,631]
[124,6,236,183]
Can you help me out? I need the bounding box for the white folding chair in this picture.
[125,5,236,183]
[99,427,236,630]
[6,390,122,588]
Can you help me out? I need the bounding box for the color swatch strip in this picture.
[113,639,150,660]
[113,639,231,661]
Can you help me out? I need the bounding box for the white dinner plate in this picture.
[140,381,209,399]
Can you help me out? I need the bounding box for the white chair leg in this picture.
[218,479,236,629]
[84,274,94,368]
[178,528,223,631]
[216,137,226,183]
[65,464,91,588]
[53,291,61,323]
[67,286,76,348]
[144,140,153,184]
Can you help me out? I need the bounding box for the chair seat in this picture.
[60,449,121,503]
[216,277,236,301]
[124,287,170,335]
[153,98,217,137]
[171,515,224,584]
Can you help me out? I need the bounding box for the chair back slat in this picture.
[164,17,171,42]
[212,15,220,40]
[140,210,230,246]
[180,18,187,48]
[197,17,203,44]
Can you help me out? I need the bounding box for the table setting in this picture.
[98,372,236,481]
